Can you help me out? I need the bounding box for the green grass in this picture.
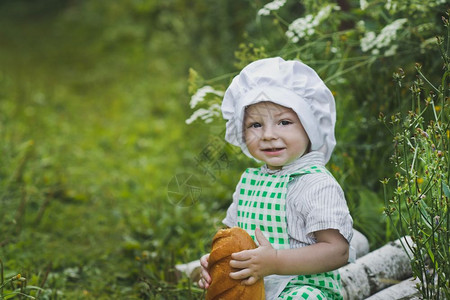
[0,3,230,298]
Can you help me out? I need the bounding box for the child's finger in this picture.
[230,249,251,260]
[200,253,210,268]
[198,266,212,289]
[229,259,249,269]
[241,276,259,286]
[198,277,209,289]
[198,278,204,288]
[255,228,271,247]
[229,267,252,280]
[201,267,211,283]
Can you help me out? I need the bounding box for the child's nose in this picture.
[262,125,278,140]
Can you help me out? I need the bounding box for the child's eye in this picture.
[279,120,292,126]
[248,122,262,128]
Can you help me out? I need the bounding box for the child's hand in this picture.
[198,253,211,289]
[229,228,277,285]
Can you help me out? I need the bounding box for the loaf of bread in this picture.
[206,227,265,300]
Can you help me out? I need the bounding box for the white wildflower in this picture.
[186,104,221,125]
[360,31,376,52]
[360,18,407,56]
[287,15,313,39]
[384,44,399,56]
[360,0,369,10]
[258,0,287,16]
[286,4,336,43]
[189,85,224,109]
[356,20,365,32]
[385,0,398,12]
[386,0,446,14]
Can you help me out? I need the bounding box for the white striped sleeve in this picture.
[289,173,353,243]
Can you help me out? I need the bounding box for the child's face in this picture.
[244,101,310,170]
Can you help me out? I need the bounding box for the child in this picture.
[199,57,353,299]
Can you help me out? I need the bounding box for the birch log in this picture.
[351,229,370,259]
[175,259,201,282]
[365,277,421,300]
[340,236,413,300]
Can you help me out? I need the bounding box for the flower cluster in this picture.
[185,104,222,125]
[360,18,407,56]
[359,0,369,10]
[188,85,224,109]
[385,0,447,13]
[185,85,224,125]
[285,4,337,43]
[257,0,287,16]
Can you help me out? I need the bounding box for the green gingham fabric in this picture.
[237,165,331,248]
[277,272,343,300]
[237,169,291,248]
[237,165,343,299]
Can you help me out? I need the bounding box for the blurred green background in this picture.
[0,1,263,298]
[0,0,447,299]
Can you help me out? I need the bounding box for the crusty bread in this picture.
[206,227,265,300]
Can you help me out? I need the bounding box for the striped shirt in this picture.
[223,151,353,248]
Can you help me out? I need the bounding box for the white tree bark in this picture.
[351,229,370,259]
[175,259,201,282]
[365,277,421,300]
[340,236,413,300]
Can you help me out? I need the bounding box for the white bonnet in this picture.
[221,57,336,163]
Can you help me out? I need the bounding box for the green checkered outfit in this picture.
[237,166,343,300]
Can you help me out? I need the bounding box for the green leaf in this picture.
[443,182,450,198]
[3,292,19,300]
[24,285,44,291]
[418,199,434,230]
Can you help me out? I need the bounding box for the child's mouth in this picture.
[262,147,285,153]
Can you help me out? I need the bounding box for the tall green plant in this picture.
[0,261,37,300]
[381,13,449,299]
